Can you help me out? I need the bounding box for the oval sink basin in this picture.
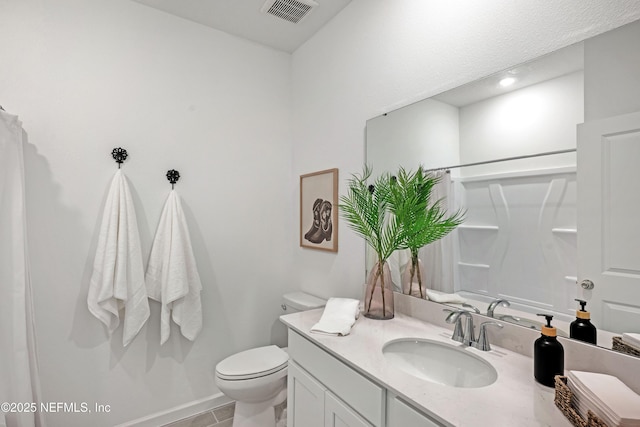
[382,338,498,388]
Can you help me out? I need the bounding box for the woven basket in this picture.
[612,336,640,357]
[554,376,609,427]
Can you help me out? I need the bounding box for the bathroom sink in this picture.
[382,338,498,388]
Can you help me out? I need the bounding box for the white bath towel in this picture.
[311,298,360,336]
[87,170,150,346]
[145,190,202,344]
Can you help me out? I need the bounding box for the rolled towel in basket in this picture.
[311,298,360,336]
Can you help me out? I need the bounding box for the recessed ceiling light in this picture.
[499,77,516,87]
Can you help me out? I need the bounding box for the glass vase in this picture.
[401,257,426,299]
[364,261,394,320]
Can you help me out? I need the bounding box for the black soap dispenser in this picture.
[570,299,597,345]
[534,314,564,387]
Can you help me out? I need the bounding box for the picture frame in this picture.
[300,168,338,252]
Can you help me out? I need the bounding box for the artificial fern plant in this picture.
[388,167,464,298]
[339,166,429,318]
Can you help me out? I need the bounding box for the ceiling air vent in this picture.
[261,0,318,24]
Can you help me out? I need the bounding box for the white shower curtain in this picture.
[388,170,457,294]
[420,170,456,293]
[0,110,44,427]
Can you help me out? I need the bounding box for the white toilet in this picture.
[215,292,326,427]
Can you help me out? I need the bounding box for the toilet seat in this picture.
[216,345,288,381]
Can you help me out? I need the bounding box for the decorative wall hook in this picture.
[166,169,180,189]
[111,147,128,168]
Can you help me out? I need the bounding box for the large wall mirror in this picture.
[365,19,640,355]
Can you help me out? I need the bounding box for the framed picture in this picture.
[300,168,338,252]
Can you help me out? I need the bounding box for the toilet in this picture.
[215,292,326,427]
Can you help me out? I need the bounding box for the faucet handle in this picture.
[443,309,465,343]
[462,303,481,314]
[473,321,503,351]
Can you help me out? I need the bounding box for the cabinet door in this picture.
[386,394,445,427]
[288,361,326,427]
[325,392,373,427]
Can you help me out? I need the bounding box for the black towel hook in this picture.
[111,147,128,168]
[166,169,180,189]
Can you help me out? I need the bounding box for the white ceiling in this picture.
[131,0,352,53]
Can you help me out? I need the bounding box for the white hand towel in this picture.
[425,289,466,304]
[145,190,202,344]
[568,370,640,426]
[622,333,640,349]
[87,170,149,346]
[311,298,360,336]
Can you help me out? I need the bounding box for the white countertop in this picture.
[281,309,572,427]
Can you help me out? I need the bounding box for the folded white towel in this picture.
[425,289,466,304]
[146,190,202,344]
[568,370,640,426]
[311,298,360,336]
[622,333,640,349]
[87,170,149,346]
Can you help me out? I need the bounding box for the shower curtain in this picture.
[0,110,44,427]
[387,170,457,294]
[421,170,456,293]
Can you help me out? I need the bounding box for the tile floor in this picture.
[163,400,287,427]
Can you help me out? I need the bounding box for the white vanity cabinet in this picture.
[386,394,445,427]
[287,329,447,427]
[287,330,383,427]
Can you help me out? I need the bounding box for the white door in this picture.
[577,110,640,334]
[324,392,372,427]
[288,361,326,427]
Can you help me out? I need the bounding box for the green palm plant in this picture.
[339,166,428,319]
[388,167,465,298]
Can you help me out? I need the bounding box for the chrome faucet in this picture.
[462,302,480,314]
[486,298,510,317]
[472,321,503,351]
[444,309,475,346]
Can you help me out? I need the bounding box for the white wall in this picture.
[2,0,640,425]
[0,1,293,426]
[585,19,640,120]
[459,71,583,176]
[366,99,460,175]
[291,0,640,301]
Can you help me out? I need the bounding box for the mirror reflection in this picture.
[365,20,640,354]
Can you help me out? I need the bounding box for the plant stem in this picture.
[366,264,380,314]
[415,257,424,298]
[379,259,387,316]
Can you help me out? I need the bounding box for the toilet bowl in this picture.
[215,292,326,427]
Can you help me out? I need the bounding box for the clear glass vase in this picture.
[401,257,426,299]
[364,261,394,320]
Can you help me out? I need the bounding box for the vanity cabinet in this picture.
[288,330,383,427]
[287,329,446,427]
[288,361,326,427]
[288,360,372,427]
[386,394,444,427]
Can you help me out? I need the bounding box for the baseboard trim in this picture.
[114,393,233,427]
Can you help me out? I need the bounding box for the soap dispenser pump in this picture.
[534,314,564,387]
[570,299,597,345]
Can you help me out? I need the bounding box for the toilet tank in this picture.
[282,292,326,313]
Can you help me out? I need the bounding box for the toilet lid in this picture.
[216,345,288,380]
